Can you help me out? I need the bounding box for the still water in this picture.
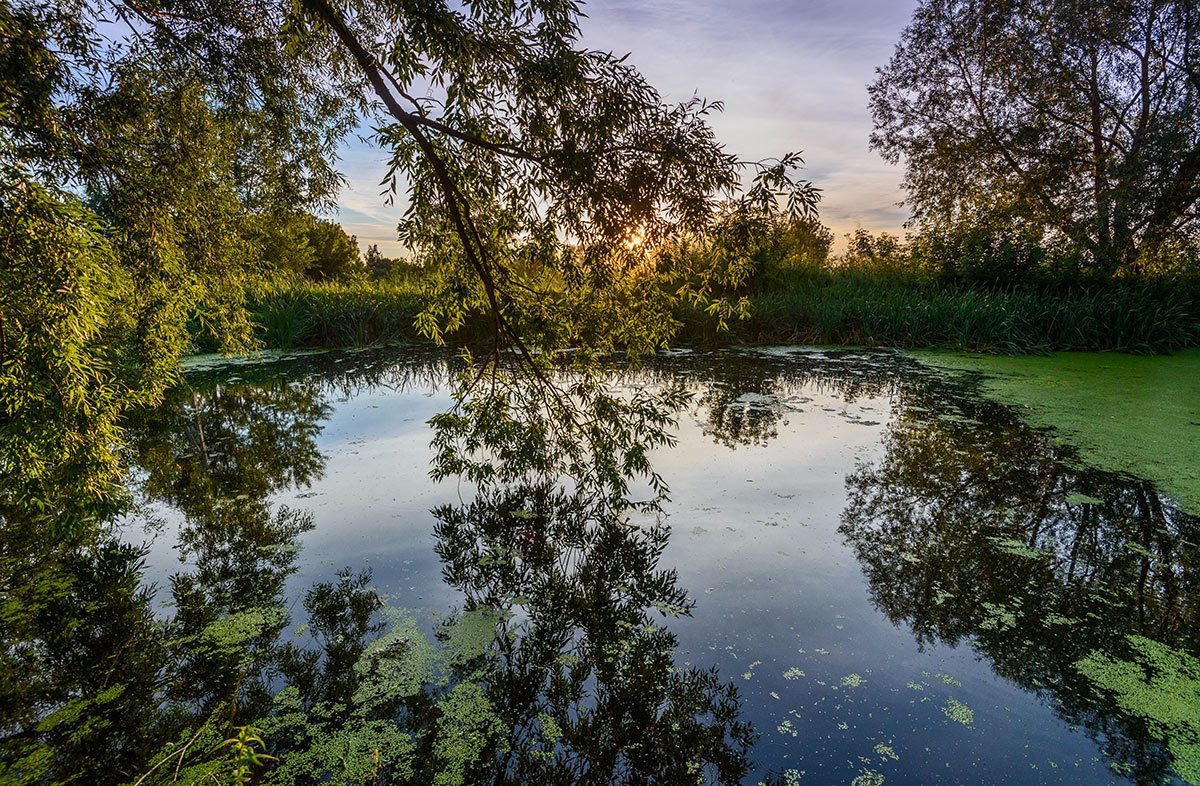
[123,346,1198,785]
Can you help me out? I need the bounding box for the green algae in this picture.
[1075,636,1200,784]
[841,673,865,688]
[873,743,899,762]
[911,349,1200,515]
[851,768,885,786]
[942,697,975,727]
[196,606,288,663]
[433,682,507,786]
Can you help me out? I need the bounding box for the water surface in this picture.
[123,346,1199,785]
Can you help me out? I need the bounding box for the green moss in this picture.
[911,350,1200,515]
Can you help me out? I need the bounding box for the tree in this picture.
[243,212,317,279]
[363,243,391,280]
[303,218,359,281]
[870,0,1200,275]
[3,0,818,531]
[0,0,350,530]
[279,0,818,358]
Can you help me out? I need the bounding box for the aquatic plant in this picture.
[1076,636,1200,784]
[941,698,974,727]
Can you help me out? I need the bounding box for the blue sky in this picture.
[333,0,920,256]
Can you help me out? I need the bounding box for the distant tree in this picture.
[303,218,360,281]
[363,243,393,280]
[243,212,317,278]
[838,228,907,271]
[870,0,1200,275]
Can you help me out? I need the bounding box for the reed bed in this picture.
[195,271,1200,355]
[236,281,426,349]
[728,276,1200,354]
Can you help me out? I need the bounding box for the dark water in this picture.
[104,347,1200,784]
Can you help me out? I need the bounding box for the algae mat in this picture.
[911,349,1200,516]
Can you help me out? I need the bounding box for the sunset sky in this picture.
[332,0,921,256]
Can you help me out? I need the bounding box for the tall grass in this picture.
[192,250,1200,355]
[723,271,1200,353]
[189,280,427,351]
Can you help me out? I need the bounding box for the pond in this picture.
[33,346,1200,785]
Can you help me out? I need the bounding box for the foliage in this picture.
[303,218,360,282]
[0,174,127,530]
[0,0,350,531]
[242,213,318,280]
[653,205,834,311]
[362,243,391,280]
[220,726,278,786]
[229,280,425,350]
[2,0,823,537]
[235,265,1200,355]
[277,0,819,359]
[362,243,427,284]
[739,272,1200,353]
[837,229,910,278]
[871,0,1200,274]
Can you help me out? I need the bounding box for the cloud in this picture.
[332,0,920,252]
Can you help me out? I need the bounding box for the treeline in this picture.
[245,213,424,284]
[671,212,1200,353]
[229,210,1200,355]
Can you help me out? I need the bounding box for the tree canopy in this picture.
[1,0,817,532]
[0,0,352,528]
[870,0,1200,274]
[303,218,360,281]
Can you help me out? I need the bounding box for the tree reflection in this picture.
[128,378,331,517]
[432,483,754,783]
[840,383,1200,784]
[632,349,903,448]
[2,350,757,785]
[246,483,755,785]
[0,501,315,783]
[0,528,167,783]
